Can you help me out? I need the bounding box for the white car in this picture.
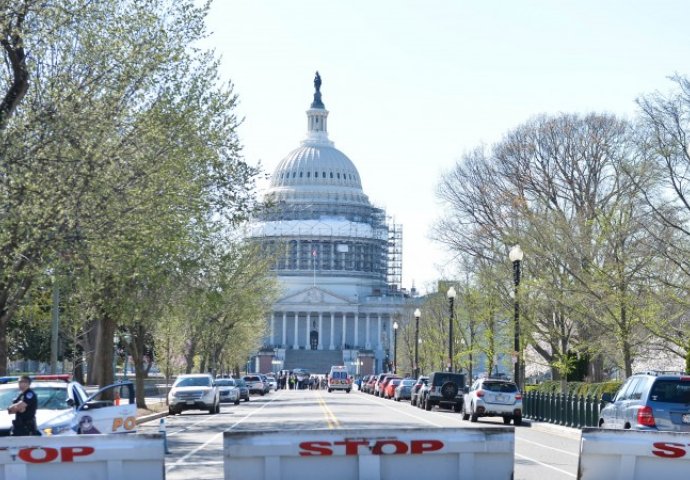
[215,378,240,405]
[168,374,220,415]
[463,378,523,425]
[265,375,278,391]
[0,376,137,436]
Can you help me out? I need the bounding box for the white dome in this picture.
[270,145,362,190]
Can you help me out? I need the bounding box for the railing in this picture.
[523,391,609,428]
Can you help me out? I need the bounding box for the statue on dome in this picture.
[311,71,324,109]
[314,71,322,92]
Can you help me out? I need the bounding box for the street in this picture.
[138,388,581,479]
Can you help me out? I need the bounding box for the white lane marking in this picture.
[515,452,577,477]
[168,391,283,469]
[518,437,579,457]
[357,391,445,427]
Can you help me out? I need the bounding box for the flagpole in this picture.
[313,248,316,287]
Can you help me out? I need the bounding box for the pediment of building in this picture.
[277,286,354,306]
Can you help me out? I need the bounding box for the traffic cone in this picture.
[159,418,170,454]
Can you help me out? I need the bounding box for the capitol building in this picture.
[247,73,414,376]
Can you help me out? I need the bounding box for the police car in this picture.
[0,375,137,436]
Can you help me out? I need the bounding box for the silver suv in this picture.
[599,371,690,432]
[463,378,523,425]
[168,374,220,415]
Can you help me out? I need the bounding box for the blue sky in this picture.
[202,0,689,293]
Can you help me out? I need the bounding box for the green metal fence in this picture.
[523,391,608,428]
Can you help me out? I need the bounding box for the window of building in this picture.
[330,172,334,178]
[307,172,310,178]
[337,173,340,179]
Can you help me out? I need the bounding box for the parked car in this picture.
[394,379,416,401]
[463,378,522,425]
[258,374,271,394]
[373,373,389,397]
[384,378,402,399]
[0,376,136,436]
[423,372,465,412]
[234,378,250,402]
[168,373,220,415]
[417,380,432,409]
[377,375,400,397]
[265,375,278,391]
[410,376,429,406]
[365,376,378,394]
[243,375,266,395]
[215,378,240,405]
[599,371,690,432]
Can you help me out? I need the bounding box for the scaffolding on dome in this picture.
[386,219,402,289]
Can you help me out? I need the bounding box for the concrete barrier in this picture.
[578,428,690,480]
[224,427,514,480]
[0,434,165,480]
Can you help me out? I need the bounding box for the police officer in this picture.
[8,375,38,436]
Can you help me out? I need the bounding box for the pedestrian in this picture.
[8,376,38,436]
[289,374,295,390]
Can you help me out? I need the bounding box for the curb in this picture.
[136,411,168,425]
[523,419,582,440]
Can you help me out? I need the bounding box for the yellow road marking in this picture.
[316,392,340,429]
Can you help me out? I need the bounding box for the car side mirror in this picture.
[601,392,613,403]
[66,398,75,407]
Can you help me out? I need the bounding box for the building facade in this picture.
[248,73,411,375]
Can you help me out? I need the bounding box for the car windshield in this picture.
[235,379,246,387]
[332,371,347,379]
[649,380,690,403]
[402,379,415,386]
[0,386,70,410]
[215,379,236,387]
[175,377,211,387]
[483,382,518,393]
[390,379,401,386]
[244,376,260,382]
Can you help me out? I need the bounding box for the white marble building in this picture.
[248,73,411,374]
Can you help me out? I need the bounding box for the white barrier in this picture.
[224,427,514,480]
[578,428,690,480]
[0,434,165,480]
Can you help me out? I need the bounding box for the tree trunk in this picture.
[129,323,148,409]
[93,313,116,390]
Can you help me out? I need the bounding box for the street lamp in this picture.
[509,245,524,389]
[393,321,399,374]
[447,286,456,372]
[122,333,131,381]
[413,308,421,379]
[113,334,119,381]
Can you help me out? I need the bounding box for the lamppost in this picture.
[122,333,132,381]
[393,321,399,374]
[447,286,456,372]
[113,334,119,381]
[413,308,421,379]
[509,245,524,390]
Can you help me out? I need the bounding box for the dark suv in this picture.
[599,371,690,432]
[423,371,466,412]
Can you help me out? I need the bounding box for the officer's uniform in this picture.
[11,388,38,436]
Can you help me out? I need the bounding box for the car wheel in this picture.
[244,397,250,402]
[234,399,240,405]
[215,402,221,414]
[346,389,351,394]
[503,416,511,425]
[208,405,215,414]
[470,404,478,423]
[453,403,461,413]
[514,416,522,426]
[462,410,470,421]
[424,398,432,411]
[328,388,332,393]
[411,397,416,407]
[168,407,176,416]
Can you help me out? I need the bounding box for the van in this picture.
[327,366,351,393]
